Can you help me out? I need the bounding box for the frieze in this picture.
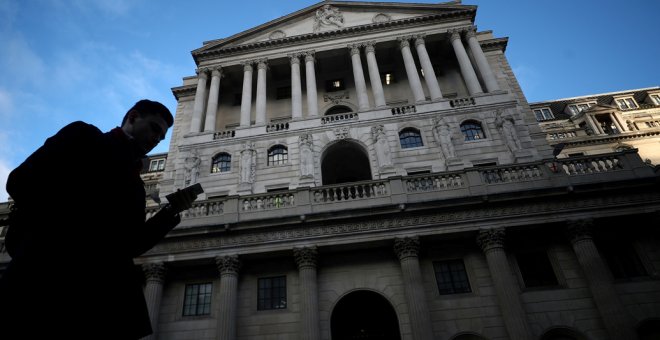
[146,191,660,256]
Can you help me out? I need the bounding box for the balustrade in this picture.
[391,105,417,115]
[450,97,476,108]
[242,193,295,211]
[559,155,623,175]
[312,181,388,203]
[405,173,464,192]
[320,112,358,124]
[214,130,236,140]
[480,165,543,184]
[266,121,290,132]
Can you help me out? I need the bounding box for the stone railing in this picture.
[321,112,358,124]
[213,130,235,140]
[479,164,544,184]
[557,154,623,175]
[242,192,295,211]
[450,97,476,108]
[266,121,290,133]
[391,105,416,115]
[312,180,389,203]
[548,131,578,140]
[405,173,464,192]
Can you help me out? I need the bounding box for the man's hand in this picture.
[165,183,203,214]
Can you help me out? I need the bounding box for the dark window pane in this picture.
[399,128,423,149]
[258,276,287,310]
[183,283,213,316]
[460,121,485,141]
[268,145,288,166]
[212,153,231,173]
[600,242,647,279]
[515,251,558,288]
[433,259,471,295]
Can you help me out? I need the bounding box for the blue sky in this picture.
[0,0,658,201]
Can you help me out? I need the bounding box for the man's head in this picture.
[121,99,174,155]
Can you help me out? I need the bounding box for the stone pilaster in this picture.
[304,51,319,117]
[290,54,303,120]
[414,35,443,100]
[364,41,386,108]
[567,219,637,340]
[294,246,320,340]
[394,236,433,340]
[449,30,483,96]
[477,228,532,340]
[142,262,166,340]
[204,67,222,132]
[190,68,209,133]
[239,62,254,128]
[398,37,426,103]
[215,255,241,340]
[348,44,370,111]
[465,27,499,92]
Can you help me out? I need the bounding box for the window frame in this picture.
[614,96,638,110]
[149,159,165,172]
[399,127,424,149]
[513,249,561,289]
[211,152,232,173]
[182,282,213,317]
[567,102,595,115]
[460,120,486,141]
[650,93,660,105]
[533,107,554,121]
[433,259,473,295]
[325,78,345,92]
[257,276,287,311]
[267,145,288,166]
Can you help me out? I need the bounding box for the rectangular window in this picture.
[600,242,648,279]
[433,259,472,295]
[650,94,660,105]
[325,79,345,92]
[149,159,165,172]
[533,108,553,121]
[183,283,213,316]
[515,250,558,288]
[568,102,594,115]
[382,72,394,85]
[616,97,638,110]
[258,276,287,310]
[276,86,291,100]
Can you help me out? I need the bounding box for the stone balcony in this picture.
[144,150,655,231]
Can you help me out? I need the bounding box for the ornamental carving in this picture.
[372,13,392,23]
[313,5,344,32]
[269,30,286,40]
[299,134,314,179]
[142,263,166,282]
[477,228,506,252]
[293,246,318,269]
[333,127,350,140]
[566,219,594,244]
[215,255,241,275]
[323,91,349,104]
[394,236,420,260]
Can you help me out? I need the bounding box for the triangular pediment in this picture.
[194,1,474,56]
[584,103,618,114]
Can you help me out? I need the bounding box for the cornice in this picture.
[480,37,508,52]
[171,84,196,100]
[549,130,660,148]
[193,9,475,62]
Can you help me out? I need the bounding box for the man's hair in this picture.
[122,99,174,127]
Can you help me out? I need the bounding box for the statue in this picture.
[372,125,392,169]
[313,5,344,32]
[184,149,201,185]
[299,134,315,179]
[433,118,455,159]
[239,142,255,184]
[495,109,522,152]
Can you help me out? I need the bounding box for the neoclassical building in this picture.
[2,1,660,340]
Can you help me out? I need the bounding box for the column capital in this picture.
[196,67,209,78]
[348,44,362,56]
[211,66,223,77]
[397,36,412,49]
[215,255,241,275]
[449,29,463,42]
[257,58,269,70]
[413,34,426,47]
[566,219,594,244]
[142,262,166,283]
[465,27,477,39]
[241,61,254,72]
[293,246,319,269]
[364,41,377,53]
[288,53,302,65]
[394,236,420,260]
[477,228,506,252]
[304,50,316,63]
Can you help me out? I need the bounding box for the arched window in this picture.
[211,153,231,173]
[460,121,485,141]
[325,105,352,116]
[399,128,423,149]
[268,145,288,166]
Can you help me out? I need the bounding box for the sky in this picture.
[0,0,658,201]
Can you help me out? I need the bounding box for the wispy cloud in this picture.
[0,89,13,119]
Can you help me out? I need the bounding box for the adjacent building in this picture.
[1,1,659,340]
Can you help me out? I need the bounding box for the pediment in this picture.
[584,103,617,114]
[194,1,474,56]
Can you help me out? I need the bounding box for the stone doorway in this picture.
[321,140,372,185]
[330,290,401,340]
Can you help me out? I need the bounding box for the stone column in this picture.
[394,236,433,340]
[293,246,321,340]
[398,37,426,103]
[190,68,209,133]
[567,220,637,340]
[305,51,319,117]
[586,114,604,135]
[465,28,500,92]
[610,112,626,132]
[204,67,222,132]
[364,41,386,108]
[449,30,483,96]
[349,44,370,111]
[142,263,166,340]
[255,59,268,126]
[215,255,241,340]
[290,54,303,120]
[477,228,532,340]
[414,35,443,100]
[240,62,253,128]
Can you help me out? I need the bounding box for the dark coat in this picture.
[0,121,179,339]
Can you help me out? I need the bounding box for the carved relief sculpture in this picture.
[372,125,393,169]
[299,134,315,179]
[239,142,256,185]
[184,149,201,185]
[313,5,344,32]
[432,118,456,159]
[495,109,522,152]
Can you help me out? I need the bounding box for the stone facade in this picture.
[1,2,659,340]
